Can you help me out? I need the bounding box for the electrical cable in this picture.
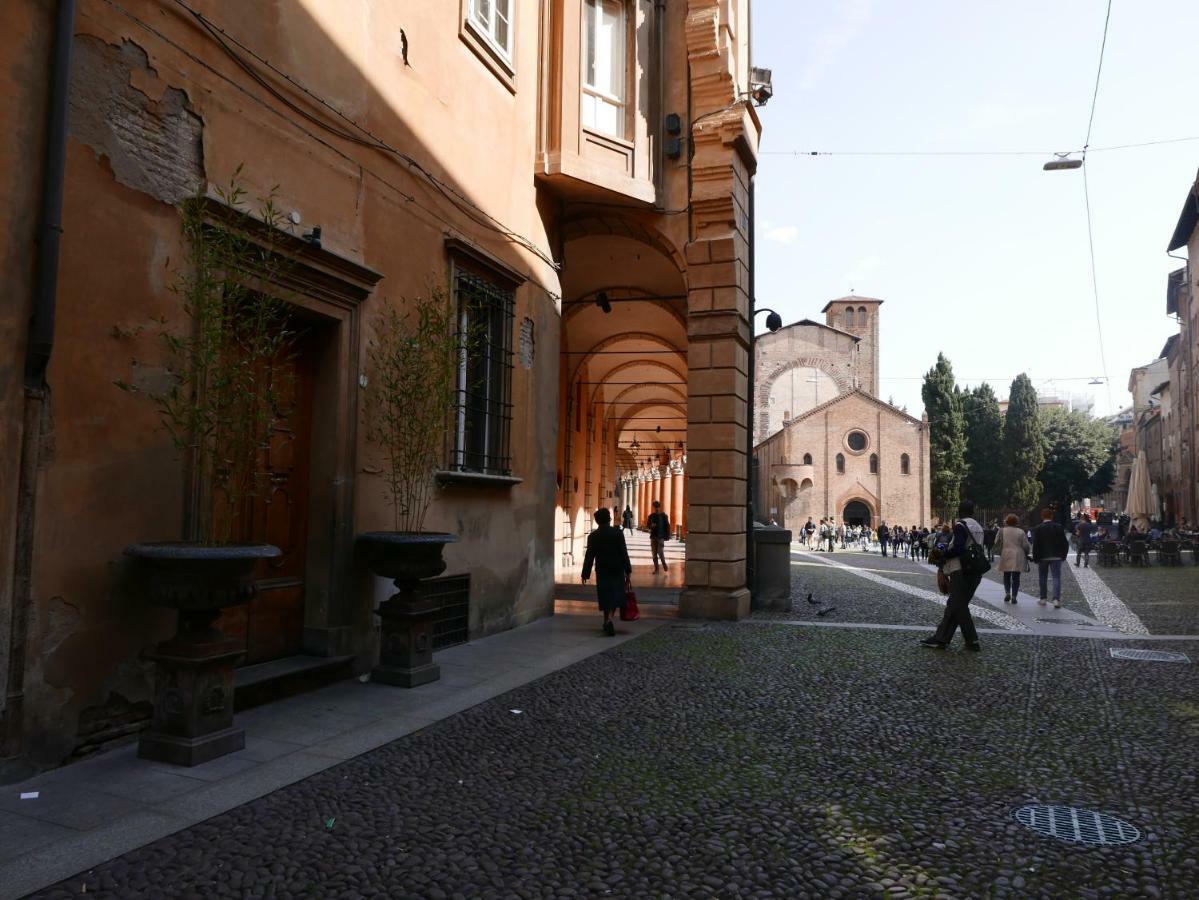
[760,136,1199,158]
[168,0,559,270]
[1079,0,1115,411]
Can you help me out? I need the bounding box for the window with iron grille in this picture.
[451,266,515,475]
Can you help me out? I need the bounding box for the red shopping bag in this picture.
[620,578,640,621]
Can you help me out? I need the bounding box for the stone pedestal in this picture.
[751,524,793,611]
[371,581,441,688]
[139,608,245,766]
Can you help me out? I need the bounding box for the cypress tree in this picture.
[1003,374,1045,511]
[921,354,966,516]
[961,383,1005,511]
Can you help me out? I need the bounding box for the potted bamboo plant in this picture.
[118,173,296,765]
[358,289,464,687]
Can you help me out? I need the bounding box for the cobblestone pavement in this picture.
[37,623,1199,899]
[1092,564,1199,636]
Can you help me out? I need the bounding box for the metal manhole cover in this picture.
[1109,648,1191,663]
[1014,805,1140,846]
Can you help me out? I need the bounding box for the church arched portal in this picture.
[843,500,873,527]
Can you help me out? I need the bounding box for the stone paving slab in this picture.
[26,623,1199,899]
[0,613,661,900]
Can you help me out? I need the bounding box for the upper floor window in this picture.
[469,0,514,62]
[452,265,516,475]
[858,305,867,323]
[582,0,627,139]
[802,452,813,465]
[835,453,845,474]
[869,453,879,474]
[845,307,855,327]
[900,453,911,475]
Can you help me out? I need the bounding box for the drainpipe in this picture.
[3,0,75,760]
[745,179,756,595]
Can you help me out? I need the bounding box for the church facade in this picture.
[753,298,931,530]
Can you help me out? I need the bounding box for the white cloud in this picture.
[765,224,800,244]
[800,0,873,91]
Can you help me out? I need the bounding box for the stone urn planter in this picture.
[126,542,280,766]
[358,532,459,687]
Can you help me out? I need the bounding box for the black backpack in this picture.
[959,521,991,578]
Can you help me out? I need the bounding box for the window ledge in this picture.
[436,470,522,489]
[460,15,516,94]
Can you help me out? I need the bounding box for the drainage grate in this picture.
[1109,648,1190,663]
[1013,805,1140,846]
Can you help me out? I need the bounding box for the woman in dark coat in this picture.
[581,508,633,636]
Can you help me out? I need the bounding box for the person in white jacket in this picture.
[993,513,1031,603]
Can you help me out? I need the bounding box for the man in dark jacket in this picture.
[582,508,633,636]
[1032,508,1069,608]
[878,522,891,557]
[1074,512,1096,568]
[921,502,985,651]
[646,500,671,573]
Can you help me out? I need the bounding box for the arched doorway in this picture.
[843,500,872,527]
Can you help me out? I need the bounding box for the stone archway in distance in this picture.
[843,500,873,527]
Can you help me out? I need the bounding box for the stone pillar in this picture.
[659,465,674,531]
[678,0,759,620]
[670,464,685,539]
[637,475,647,527]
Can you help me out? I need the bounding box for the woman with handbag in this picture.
[993,513,1031,603]
[922,500,989,651]
[581,508,633,636]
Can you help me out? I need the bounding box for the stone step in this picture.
[234,654,355,711]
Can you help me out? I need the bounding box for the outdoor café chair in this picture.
[1097,541,1122,567]
[1127,540,1150,567]
[1158,540,1183,566]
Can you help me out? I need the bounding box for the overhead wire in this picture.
[759,136,1199,158]
[1080,0,1115,412]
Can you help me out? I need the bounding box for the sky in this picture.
[751,0,1199,418]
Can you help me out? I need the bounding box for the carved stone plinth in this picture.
[357,531,459,689]
[139,608,245,766]
[125,542,280,766]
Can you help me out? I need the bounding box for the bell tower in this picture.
[823,296,882,397]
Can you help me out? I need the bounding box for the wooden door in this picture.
[219,329,313,665]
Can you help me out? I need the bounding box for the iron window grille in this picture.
[450,267,515,476]
[427,574,471,651]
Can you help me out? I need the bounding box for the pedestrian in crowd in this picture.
[921,501,986,651]
[860,526,871,551]
[804,517,816,548]
[581,508,632,637]
[993,513,1031,604]
[1032,508,1068,608]
[621,505,634,536]
[646,500,671,573]
[878,521,891,557]
[983,521,998,563]
[917,526,932,561]
[838,521,848,549]
[1075,511,1096,568]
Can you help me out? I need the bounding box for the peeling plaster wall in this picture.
[68,36,204,204]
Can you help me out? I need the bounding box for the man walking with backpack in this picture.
[922,500,988,652]
[646,500,671,574]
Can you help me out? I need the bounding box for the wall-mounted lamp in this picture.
[303,225,322,249]
[595,291,612,314]
[750,67,773,107]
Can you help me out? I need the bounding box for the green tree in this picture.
[961,383,1005,510]
[921,353,966,515]
[1002,374,1045,511]
[1039,407,1118,514]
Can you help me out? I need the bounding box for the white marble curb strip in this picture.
[791,550,1027,630]
[1068,563,1150,636]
